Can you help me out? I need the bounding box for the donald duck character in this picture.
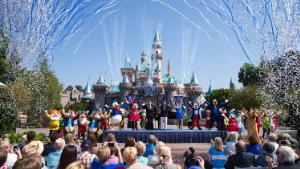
[110,101,124,130]
[45,110,61,137]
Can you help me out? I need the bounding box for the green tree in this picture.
[259,51,300,136]
[0,30,11,82]
[228,85,261,110]
[238,63,259,87]
[207,88,235,103]
[0,89,18,133]
[40,59,63,109]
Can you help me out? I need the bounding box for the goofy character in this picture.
[61,109,76,135]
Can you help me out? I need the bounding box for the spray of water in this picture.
[0,0,119,67]
[101,13,127,82]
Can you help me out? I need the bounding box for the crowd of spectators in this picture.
[0,131,299,169]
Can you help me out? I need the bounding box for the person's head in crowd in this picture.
[66,161,85,169]
[280,140,291,147]
[96,146,111,164]
[277,146,296,164]
[228,132,238,142]
[262,142,275,154]
[296,142,300,159]
[105,133,116,143]
[135,141,146,156]
[248,135,260,145]
[55,138,65,151]
[236,141,247,153]
[212,99,218,106]
[183,147,195,168]
[65,133,75,145]
[0,146,8,167]
[213,137,224,152]
[49,132,59,143]
[148,135,158,145]
[12,155,43,169]
[58,145,78,169]
[22,141,44,157]
[123,147,137,166]
[268,133,277,142]
[0,139,12,153]
[87,134,98,147]
[124,136,136,148]
[158,146,172,163]
[81,140,92,152]
[26,131,36,143]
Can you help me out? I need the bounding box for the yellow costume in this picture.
[45,110,61,135]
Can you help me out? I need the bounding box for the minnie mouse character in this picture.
[129,102,140,130]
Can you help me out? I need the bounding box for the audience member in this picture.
[42,132,59,156]
[66,161,85,169]
[12,155,43,169]
[268,146,300,169]
[208,137,227,169]
[225,132,238,155]
[0,146,8,169]
[144,135,157,157]
[47,138,65,169]
[91,146,124,169]
[58,145,78,169]
[225,141,255,169]
[123,147,152,169]
[77,140,96,168]
[22,141,44,158]
[155,146,180,169]
[1,139,19,168]
[17,131,36,150]
[254,142,277,167]
[135,141,148,165]
[246,135,262,155]
[124,136,136,148]
[268,133,279,153]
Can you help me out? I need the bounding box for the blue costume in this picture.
[176,107,183,120]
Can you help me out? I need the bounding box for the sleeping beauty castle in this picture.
[61,32,204,110]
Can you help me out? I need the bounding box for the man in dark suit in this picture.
[143,101,157,130]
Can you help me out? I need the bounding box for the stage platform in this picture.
[102,129,227,143]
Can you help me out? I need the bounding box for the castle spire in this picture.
[190,72,198,84]
[97,73,105,84]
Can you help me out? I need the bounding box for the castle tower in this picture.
[121,56,134,84]
[184,72,203,103]
[93,73,108,110]
[81,83,93,101]
[119,75,132,97]
[153,31,162,82]
[164,62,178,104]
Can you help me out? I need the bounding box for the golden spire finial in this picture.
[167,60,171,75]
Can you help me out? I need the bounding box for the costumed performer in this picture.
[129,102,140,130]
[61,109,76,135]
[45,110,61,137]
[76,111,88,140]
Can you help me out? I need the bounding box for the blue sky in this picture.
[52,0,250,90]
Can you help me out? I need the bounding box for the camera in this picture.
[107,142,114,147]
